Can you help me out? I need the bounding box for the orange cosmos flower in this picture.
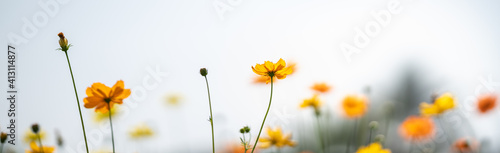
[84,80,131,113]
[25,142,55,153]
[477,93,497,114]
[342,94,368,118]
[311,82,332,93]
[251,58,293,84]
[399,116,435,142]
[452,138,479,153]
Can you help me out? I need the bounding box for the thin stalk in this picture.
[64,51,89,153]
[346,119,359,153]
[0,143,4,153]
[204,76,215,153]
[251,77,274,153]
[367,128,373,145]
[315,114,325,153]
[108,103,116,153]
[37,134,44,153]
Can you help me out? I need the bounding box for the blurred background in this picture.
[1,0,500,152]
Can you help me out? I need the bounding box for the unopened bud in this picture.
[369,121,379,130]
[57,32,70,51]
[200,68,208,76]
[374,134,385,143]
[0,132,7,144]
[31,124,40,133]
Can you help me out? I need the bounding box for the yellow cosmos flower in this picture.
[398,116,435,142]
[165,93,184,106]
[311,82,332,93]
[94,105,119,122]
[300,94,322,112]
[420,93,455,116]
[251,58,293,84]
[23,130,46,143]
[129,123,154,139]
[342,94,368,118]
[259,127,296,149]
[25,142,55,153]
[84,80,131,113]
[356,142,391,153]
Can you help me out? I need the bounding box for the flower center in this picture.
[267,72,275,77]
[104,98,112,103]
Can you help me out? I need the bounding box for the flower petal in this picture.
[264,61,275,72]
[109,80,125,98]
[274,58,286,71]
[84,96,105,108]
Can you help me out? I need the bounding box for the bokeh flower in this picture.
[420,93,455,116]
[84,80,131,113]
[251,58,293,84]
[259,127,296,149]
[342,94,368,118]
[129,123,154,139]
[477,93,497,114]
[452,138,479,153]
[311,82,332,93]
[93,105,119,122]
[25,141,55,153]
[356,142,391,153]
[399,116,435,142]
[300,94,322,113]
[23,130,46,143]
[164,93,184,106]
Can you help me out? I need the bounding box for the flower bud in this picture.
[240,128,245,134]
[58,32,70,51]
[31,124,40,134]
[244,126,250,133]
[374,134,385,143]
[369,121,379,130]
[0,132,7,144]
[200,68,208,76]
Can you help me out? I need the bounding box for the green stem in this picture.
[204,76,215,153]
[367,128,373,145]
[0,143,3,153]
[64,51,90,153]
[37,134,44,153]
[108,103,115,153]
[242,133,248,153]
[315,113,325,153]
[346,119,359,153]
[251,77,274,153]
